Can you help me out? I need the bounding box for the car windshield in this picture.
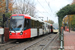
[10,16,24,31]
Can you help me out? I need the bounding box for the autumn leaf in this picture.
[0,0,13,13]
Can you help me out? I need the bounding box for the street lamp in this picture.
[6,0,9,13]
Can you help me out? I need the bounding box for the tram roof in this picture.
[11,14,46,23]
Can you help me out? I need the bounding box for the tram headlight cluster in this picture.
[20,32,23,35]
[10,32,12,35]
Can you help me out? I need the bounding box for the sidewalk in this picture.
[64,31,75,50]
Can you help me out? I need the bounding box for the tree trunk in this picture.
[58,17,62,40]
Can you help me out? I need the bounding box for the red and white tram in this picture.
[9,14,52,39]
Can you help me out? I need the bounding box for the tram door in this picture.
[51,25,53,33]
[42,23,44,34]
[37,21,39,36]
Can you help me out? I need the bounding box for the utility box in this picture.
[4,28,9,42]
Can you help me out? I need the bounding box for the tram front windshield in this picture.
[10,16,24,31]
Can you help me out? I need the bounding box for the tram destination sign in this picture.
[12,16,24,19]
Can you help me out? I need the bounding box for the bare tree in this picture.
[48,20,54,24]
[12,0,36,17]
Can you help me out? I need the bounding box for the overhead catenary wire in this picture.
[37,0,51,16]
[14,0,48,17]
[30,5,48,17]
[23,0,50,17]
[44,0,57,17]
[45,0,52,12]
[14,0,51,20]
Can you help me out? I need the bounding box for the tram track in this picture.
[24,34,58,50]
[0,40,18,50]
[24,34,54,50]
[42,34,58,50]
[0,40,16,47]
[0,39,30,50]
[4,34,52,50]
[0,33,58,50]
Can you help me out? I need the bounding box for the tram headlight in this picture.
[20,32,23,35]
[10,32,12,35]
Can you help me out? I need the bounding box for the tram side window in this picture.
[42,23,44,29]
[24,19,30,30]
[37,21,40,28]
[49,26,50,29]
[40,22,42,28]
[39,22,40,28]
[31,20,34,28]
[31,20,38,28]
[35,21,37,28]
[48,25,50,29]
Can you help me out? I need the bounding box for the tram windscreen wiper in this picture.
[10,16,24,31]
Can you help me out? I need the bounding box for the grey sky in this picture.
[35,0,73,23]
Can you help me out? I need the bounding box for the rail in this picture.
[24,34,57,50]
[24,34,52,50]
[42,34,58,50]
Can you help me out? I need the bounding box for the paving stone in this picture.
[64,31,75,50]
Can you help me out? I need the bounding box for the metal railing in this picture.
[59,29,64,50]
